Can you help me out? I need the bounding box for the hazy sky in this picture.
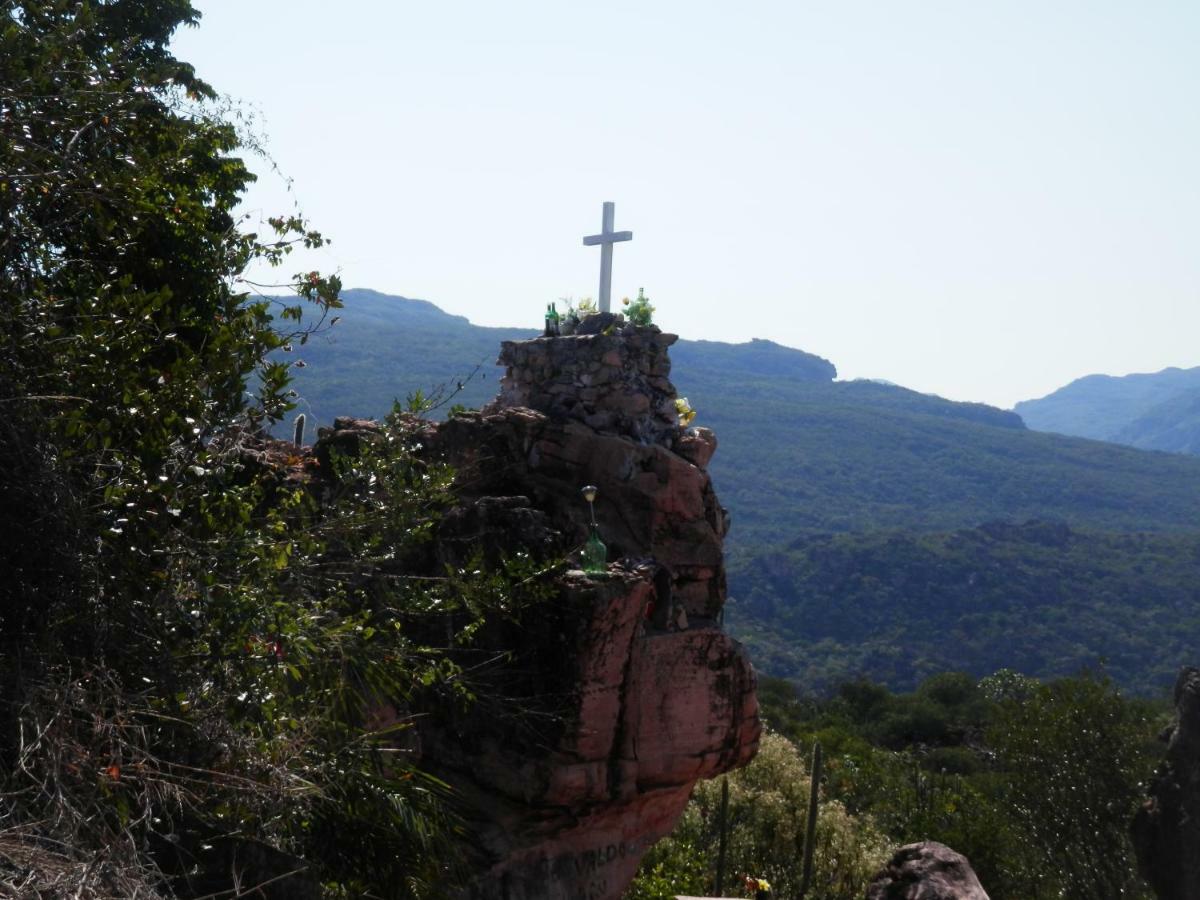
[173,1,1199,408]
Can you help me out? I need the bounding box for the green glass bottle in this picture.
[582,523,607,575]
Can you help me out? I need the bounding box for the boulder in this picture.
[867,842,990,900]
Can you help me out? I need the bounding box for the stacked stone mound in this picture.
[409,325,760,899]
[1132,666,1200,900]
[485,318,681,445]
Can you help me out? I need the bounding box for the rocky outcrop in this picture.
[1132,666,1200,900]
[866,842,990,900]
[425,405,726,622]
[404,323,760,899]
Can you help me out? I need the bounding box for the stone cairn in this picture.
[485,312,681,446]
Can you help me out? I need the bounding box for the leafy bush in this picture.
[628,733,890,899]
[0,4,529,896]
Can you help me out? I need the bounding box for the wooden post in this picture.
[715,775,729,895]
[799,741,822,898]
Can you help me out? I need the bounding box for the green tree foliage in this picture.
[1,4,528,896]
[750,673,1164,900]
[1,0,339,644]
[730,521,1200,695]
[987,676,1156,899]
[627,733,890,900]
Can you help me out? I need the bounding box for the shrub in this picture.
[629,733,890,899]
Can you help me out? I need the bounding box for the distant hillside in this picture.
[1015,366,1200,453]
[281,288,534,428]
[1113,391,1200,454]
[284,291,1200,549]
[670,337,836,383]
[688,371,1200,546]
[727,522,1200,695]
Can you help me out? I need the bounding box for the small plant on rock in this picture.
[623,287,654,326]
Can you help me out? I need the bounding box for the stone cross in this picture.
[582,201,632,313]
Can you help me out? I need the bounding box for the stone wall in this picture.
[486,319,681,446]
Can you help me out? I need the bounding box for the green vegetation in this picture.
[691,376,1200,545]
[5,7,1184,900]
[627,733,890,900]
[633,672,1165,900]
[729,521,1200,695]
[0,5,537,896]
[622,287,655,326]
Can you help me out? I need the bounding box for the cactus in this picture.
[715,775,729,894]
[799,741,822,898]
[292,413,306,447]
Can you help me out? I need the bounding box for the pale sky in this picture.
[173,1,1200,409]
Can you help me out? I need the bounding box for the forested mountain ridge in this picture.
[1015,365,1200,454]
[728,521,1200,695]
[287,290,1200,547]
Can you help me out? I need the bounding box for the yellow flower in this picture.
[674,397,697,427]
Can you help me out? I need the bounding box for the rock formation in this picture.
[1132,666,1200,900]
[396,322,761,898]
[866,842,991,900]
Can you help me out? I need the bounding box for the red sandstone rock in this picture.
[411,329,760,899]
[676,426,718,471]
[422,569,757,900]
[425,409,726,620]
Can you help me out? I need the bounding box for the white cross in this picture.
[582,201,633,313]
